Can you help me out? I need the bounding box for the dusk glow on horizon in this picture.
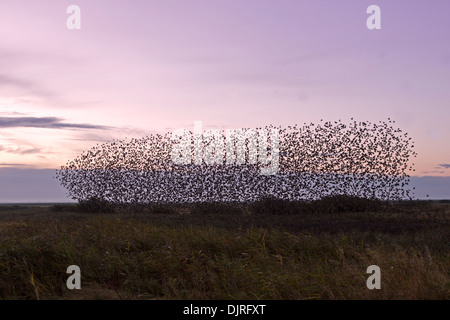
[1,1,450,201]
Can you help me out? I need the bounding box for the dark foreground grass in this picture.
[0,202,448,300]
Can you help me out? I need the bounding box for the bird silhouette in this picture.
[55,118,417,204]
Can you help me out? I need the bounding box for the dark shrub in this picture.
[316,195,385,213]
[50,204,77,212]
[250,197,301,215]
[191,202,244,215]
[250,195,387,215]
[76,197,116,214]
[149,204,178,214]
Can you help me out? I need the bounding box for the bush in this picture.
[148,204,178,214]
[250,195,387,215]
[316,195,385,213]
[250,197,301,215]
[50,204,77,212]
[190,202,244,215]
[76,197,116,214]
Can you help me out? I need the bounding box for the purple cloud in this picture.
[0,116,110,130]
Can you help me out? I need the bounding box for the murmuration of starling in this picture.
[56,119,417,204]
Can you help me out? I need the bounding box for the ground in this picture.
[0,201,448,300]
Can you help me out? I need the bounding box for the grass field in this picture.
[0,200,448,300]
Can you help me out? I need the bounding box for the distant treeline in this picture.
[51,195,428,215]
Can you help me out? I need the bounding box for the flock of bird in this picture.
[56,119,417,203]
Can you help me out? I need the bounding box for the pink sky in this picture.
[0,0,450,179]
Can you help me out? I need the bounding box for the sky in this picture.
[0,0,449,202]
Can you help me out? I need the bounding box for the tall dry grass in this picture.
[0,206,448,300]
